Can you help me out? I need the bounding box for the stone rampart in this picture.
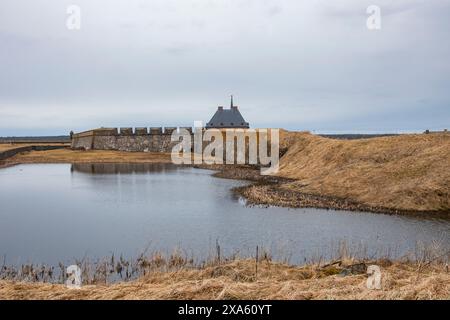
[71,127,191,152]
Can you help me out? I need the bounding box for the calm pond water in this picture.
[0,163,448,265]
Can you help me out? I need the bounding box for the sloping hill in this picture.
[276,131,450,212]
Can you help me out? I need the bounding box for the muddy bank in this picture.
[276,131,450,213]
[194,131,450,216]
[2,146,449,217]
[198,164,450,218]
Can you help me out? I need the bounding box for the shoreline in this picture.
[0,255,448,300]
[199,164,450,219]
[0,146,449,218]
[0,147,448,300]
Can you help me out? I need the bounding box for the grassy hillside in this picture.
[276,131,450,212]
[2,131,449,213]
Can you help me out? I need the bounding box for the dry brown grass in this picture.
[0,143,68,152]
[2,131,450,213]
[2,149,172,165]
[0,259,448,300]
[274,131,450,212]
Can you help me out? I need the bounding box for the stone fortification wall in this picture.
[71,127,278,167]
[71,127,193,152]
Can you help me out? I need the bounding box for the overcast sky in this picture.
[1,0,449,135]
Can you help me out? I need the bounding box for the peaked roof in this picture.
[206,96,250,129]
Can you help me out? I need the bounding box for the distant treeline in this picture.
[0,136,70,143]
[0,134,401,143]
[319,134,399,140]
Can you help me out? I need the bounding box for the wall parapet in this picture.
[150,127,162,135]
[135,127,148,135]
[71,127,194,152]
[72,127,195,139]
[70,127,277,167]
[163,127,176,135]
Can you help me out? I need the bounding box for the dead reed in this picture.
[1,240,448,287]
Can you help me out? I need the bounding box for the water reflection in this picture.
[0,163,448,266]
[71,163,181,174]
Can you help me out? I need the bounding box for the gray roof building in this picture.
[206,96,250,129]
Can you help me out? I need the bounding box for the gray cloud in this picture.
[0,0,449,135]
